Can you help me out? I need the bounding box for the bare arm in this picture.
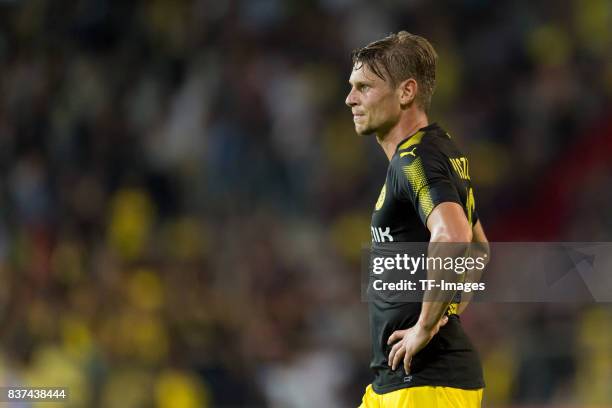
[418,202,472,330]
[388,201,472,372]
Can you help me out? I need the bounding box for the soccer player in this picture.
[345,31,489,407]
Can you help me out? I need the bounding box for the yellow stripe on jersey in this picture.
[403,157,434,220]
[397,130,425,151]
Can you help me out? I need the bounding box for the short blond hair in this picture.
[351,31,438,111]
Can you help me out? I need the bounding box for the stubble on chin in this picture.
[356,127,374,136]
[354,119,373,135]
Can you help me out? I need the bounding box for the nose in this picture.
[345,88,357,107]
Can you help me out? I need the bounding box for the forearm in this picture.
[417,239,469,331]
[418,298,454,331]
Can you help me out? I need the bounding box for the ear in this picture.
[398,78,418,107]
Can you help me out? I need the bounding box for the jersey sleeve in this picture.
[392,143,462,226]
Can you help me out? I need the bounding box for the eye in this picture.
[359,84,370,92]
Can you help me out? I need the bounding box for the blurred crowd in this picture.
[0,0,610,407]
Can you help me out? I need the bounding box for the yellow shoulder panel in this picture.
[397,130,425,151]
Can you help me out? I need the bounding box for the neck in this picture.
[377,110,429,161]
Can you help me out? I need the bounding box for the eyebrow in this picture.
[348,80,372,87]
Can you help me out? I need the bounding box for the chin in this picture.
[355,125,374,136]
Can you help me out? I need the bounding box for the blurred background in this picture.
[0,0,610,407]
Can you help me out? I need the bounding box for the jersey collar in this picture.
[395,123,439,154]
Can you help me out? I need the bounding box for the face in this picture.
[345,64,401,136]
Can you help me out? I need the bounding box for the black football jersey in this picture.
[368,123,484,394]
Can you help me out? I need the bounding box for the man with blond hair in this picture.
[346,31,488,407]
